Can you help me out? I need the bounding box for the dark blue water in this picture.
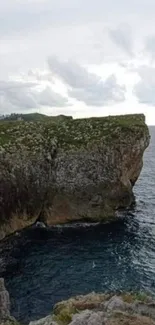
[1,127,155,324]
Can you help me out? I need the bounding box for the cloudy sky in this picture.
[1,0,155,124]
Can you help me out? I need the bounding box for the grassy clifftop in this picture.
[1,112,73,122]
[0,114,148,152]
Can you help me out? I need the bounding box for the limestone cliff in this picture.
[42,292,155,325]
[0,114,150,239]
[2,278,155,325]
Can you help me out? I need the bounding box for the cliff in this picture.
[1,278,155,325]
[34,291,155,325]
[0,114,150,239]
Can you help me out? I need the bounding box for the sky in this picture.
[1,0,155,124]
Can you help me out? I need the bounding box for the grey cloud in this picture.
[0,79,69,114]
[108,24,133,56]
[48,57,99,88]
[5,89,38,109]
[38,86,69,107]
[48,57,126,106]
[0,80,38,110]
[0,80,37,92]
[145,35,155,58]
[133,66,155,105]
[69,75,125,106]
[1,0,155,79]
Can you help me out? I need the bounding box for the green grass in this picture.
[121,292,151,303]
[53,306,79,325]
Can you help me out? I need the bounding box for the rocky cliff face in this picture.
[1,278,155,325]
[0,114,150,239]
[35,292,155,325]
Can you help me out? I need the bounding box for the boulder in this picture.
[70,310,105,325]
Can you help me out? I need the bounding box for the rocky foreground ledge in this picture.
[0,114,150,239]
[1,278,155,325]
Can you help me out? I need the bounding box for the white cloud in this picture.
[1,0,155,123]
[133,65,155,105]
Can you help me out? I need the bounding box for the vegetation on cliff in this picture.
[0,113,72,123]
[0,113,148,151]
[50,291,155,325]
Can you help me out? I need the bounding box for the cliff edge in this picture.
[30,291,155,325]
[0,114,150,239]
[1,278,155,325]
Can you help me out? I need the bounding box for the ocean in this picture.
[1,126,155,324]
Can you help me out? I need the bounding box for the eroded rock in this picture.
[0,278,10,318]
[104,296,125,313]
[70,310,105,325]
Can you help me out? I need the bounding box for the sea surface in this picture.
[1,126,155,324]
